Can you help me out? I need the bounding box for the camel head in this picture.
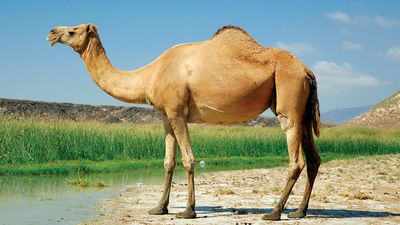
[47,24,98,53]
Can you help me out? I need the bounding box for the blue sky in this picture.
[0,1,399,113]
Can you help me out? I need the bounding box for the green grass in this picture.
[67,174,109,188]
[0,117,399,175]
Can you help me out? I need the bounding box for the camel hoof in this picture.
[148,206,168,215]
[287,209,306,219]
[176,208,196,219]
[261,211,281,221]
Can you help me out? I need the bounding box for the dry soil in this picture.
[85,154,400,225]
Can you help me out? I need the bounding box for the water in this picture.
[0,162,268,225]
[0,169,186,225]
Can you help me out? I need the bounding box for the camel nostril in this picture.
[50,29,55,33]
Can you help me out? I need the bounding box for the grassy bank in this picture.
[0,118,399,175]
[0,156,288,176]
[0,154,382,176]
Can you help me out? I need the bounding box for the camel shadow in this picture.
[172,206,400,219]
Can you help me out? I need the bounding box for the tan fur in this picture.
[48,24,321,220]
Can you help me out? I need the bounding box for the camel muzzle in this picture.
[47,30,62,47]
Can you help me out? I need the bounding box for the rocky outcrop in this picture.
[347,91,400,129]
[0,98,162,124]
[0,98,282,127]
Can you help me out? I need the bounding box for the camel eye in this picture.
[68,31,75,36]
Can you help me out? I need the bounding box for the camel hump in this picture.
[210,25,264,53]
[211,25,253,39]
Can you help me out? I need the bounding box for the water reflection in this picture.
[0,168,187,225]
[0,163,266,225]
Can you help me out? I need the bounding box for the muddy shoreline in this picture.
[85,155,400,224]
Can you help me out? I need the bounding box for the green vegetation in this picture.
[0,118,399,175]
[0,156,292,176]
[67,173,108,188]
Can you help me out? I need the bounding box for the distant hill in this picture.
[321,106,371,124]
[347,90,400,129]
[0,98,163,124]
[0,98,281,127]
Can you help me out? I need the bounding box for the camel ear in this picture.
[87,24,98,34]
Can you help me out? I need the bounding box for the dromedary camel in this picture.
[47,24,321,220]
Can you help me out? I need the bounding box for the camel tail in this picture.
[305,67,321,137]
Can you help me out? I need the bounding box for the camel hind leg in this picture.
[287,123,321,218]
[262,59,310,220]
[262,114,305,220]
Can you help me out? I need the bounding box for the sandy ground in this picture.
[85,155,400,225]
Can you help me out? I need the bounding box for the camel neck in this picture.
[80,36,152,104]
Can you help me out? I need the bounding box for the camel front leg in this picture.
[149,117,177,215]
[166,111,196,219]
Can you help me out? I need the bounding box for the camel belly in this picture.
[187,76,275,124]
[190,101,270,124]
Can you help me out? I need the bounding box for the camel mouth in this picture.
[47,32,62,47]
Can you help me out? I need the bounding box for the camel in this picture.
[47,24,321,221]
